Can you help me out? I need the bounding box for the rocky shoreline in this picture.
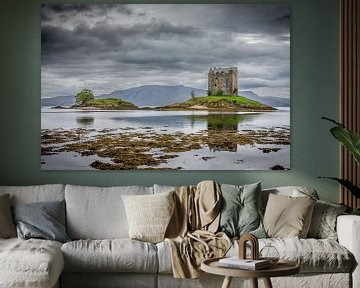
[41,127,290,170]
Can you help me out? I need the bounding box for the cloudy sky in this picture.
[41,4,290,98]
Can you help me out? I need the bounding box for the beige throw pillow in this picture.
[0,194,17,238]
[263,193,316,238]
[122,191,175,243]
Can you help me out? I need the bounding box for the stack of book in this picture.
[218,257,271,270]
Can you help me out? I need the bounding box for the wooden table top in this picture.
[201,257,300,278]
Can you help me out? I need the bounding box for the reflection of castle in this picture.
[208,140,238,153]
[188,113,248,152]
[207,114,239,152]
[208,67,238,96]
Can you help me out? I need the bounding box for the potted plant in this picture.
[320,117,360,215]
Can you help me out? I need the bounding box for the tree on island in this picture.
[75,89,95,106]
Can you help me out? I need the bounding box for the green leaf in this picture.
[319,177,360,198]
[322,117,360,165]
[321,116,344,127]
[351,208,360,215]
[330,127,360,165]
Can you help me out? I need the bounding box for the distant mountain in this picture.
[97,85,205,107]
[240,91,290,107]
[41,95,75,107]
[41,85,290,108]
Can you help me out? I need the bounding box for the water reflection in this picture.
[76,116,94,126]
[188,113,260,131]
[188,113,261,152]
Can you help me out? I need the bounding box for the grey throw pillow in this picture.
[218,182,266,238]
[12,200,70,243]
[307,200,347,240]
[0,194,16,238]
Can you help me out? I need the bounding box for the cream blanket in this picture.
[165,181,231,278]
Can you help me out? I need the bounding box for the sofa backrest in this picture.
[0,184,65,204]
[153,184,177,194]
[65,184,153,240]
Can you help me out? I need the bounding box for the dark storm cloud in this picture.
[41,4,134,21]
[189,4,290,40]
[41,4,290,98]
[42,19,203,61]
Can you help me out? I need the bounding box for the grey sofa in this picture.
[0,184,359,288]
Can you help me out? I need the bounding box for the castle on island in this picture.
[208,66,238,96]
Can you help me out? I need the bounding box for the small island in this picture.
[65,88,275,112]
[73,98,138,110]
[160,94,275,112]
[71,89,138,110]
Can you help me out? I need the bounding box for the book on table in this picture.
[218,257,271,270]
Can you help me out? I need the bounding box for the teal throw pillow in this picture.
[218,182,266,238]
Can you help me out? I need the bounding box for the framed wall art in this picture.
[41,4,290,170]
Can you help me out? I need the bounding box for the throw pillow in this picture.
[307,200,347,240]
[218,182,266,238]
[122,190,175,243]
[12,200,70,243]
[263,193,316,238]
[0,194,16,238]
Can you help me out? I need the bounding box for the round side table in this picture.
[201,257,300,288]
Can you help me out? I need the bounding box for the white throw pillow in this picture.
[122,191,175,243]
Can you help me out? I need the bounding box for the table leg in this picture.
[251,278,258,288]
[263,277,273,288]
[221,276,233,288]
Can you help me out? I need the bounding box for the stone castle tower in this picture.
[208,67,238,96]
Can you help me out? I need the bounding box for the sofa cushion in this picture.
[65,185,153,239]
[12,200,70,243]
[263,194,316,238]
[0,194,16,238]
[122,191,175,243]
[235,238,353,273]
[156,240,173,274]
[261,238,353,273]
[158,237,353,274]
[61,239,158,273]
[156,238,354,276]
[0,238,64,288]
[307,200,347,240]
[0,184,65,204]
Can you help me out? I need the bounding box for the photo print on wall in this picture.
[41,4,290,170]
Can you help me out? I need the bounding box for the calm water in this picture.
[41,108,289,131]
[41,107,290,170]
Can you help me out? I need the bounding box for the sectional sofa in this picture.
[0,183,359,288]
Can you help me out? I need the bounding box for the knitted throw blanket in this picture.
[165,180,231,278]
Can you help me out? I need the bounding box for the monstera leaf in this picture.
[322,117,360,165]
[320,117,360,200]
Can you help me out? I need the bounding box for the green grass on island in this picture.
[162,95,276,111]
[70,94,274,112]
[75,98,138,110]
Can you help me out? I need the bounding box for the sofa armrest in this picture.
[337,215,360,288]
